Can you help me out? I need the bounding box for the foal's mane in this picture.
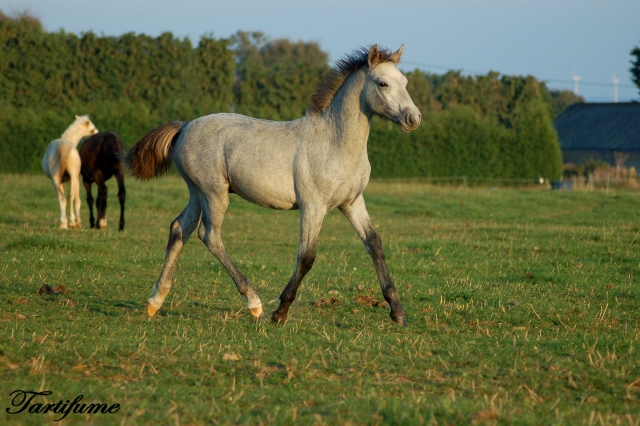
[309,46,397,114]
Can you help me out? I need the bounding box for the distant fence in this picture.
[373,176,545,187]
[372,175,640,190]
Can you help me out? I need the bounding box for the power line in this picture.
[541,78,635,89]
[402,60,485,75]
[401,60,637,89]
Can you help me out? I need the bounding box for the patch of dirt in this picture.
[0,356,21,371]
[37,284,69,295]
[222,353,241,361]
[470,408,499,424]
[354,295,388,308]
[313,297,341,307]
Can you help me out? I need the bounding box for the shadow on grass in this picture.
[85,299,143,317]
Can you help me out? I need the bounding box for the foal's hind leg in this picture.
[147,197,201,317]
[52,176,68,229]
[96,180,108,229]
[198,193,264,319]
[116,167,126,231]
[68,155,82,228]
[83,181,95,228]
[340,195,407,326]
[272,206,325,323]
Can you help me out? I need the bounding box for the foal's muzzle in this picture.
[399,108,421,132]
[406,111,421,130]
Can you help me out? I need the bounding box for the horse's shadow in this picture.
[84,299,141,317]
[86,299,229,320]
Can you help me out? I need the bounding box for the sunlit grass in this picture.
[1,174,639,424]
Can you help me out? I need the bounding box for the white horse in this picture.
[42,115,99,229]
[125,45,421,325]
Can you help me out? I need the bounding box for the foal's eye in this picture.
[378,82,388,88]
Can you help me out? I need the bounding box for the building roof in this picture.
[553,102,640,152]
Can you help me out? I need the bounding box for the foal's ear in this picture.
[389,45,404,64]
[368,45,380,67]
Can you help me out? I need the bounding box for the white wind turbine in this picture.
[612,75,620,103]
[572,72,581,96]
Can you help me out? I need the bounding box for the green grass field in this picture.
[1,174,639,425]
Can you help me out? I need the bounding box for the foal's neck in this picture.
[324,71,371,155]
[61,122,86,146]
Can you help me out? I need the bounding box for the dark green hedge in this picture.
[0,11,563,180]
[369,102,562,181]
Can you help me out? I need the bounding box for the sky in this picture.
[1,0,639,102]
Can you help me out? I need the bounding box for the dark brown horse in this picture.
[80,131,126,230]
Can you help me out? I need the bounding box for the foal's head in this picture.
[362,45,421,131]
[72,115,99,137]
[310,45,421,132]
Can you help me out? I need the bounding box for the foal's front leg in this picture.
[147,198,201,317]
[272,207,325,323]
[340,195,407,326]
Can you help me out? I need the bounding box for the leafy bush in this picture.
[0,11,563,180]
[369,103,562,181]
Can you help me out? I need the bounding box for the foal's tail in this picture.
[123,121,186,180]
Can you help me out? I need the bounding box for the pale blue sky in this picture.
[2,0,639,102]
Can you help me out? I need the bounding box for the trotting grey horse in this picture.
[125,45,421,325]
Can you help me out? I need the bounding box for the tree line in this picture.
[631,39,640,97]
[1,10,580,179]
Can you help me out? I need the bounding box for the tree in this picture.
[548,89,584,118]
[510,98,563,180]
[405,70,436,113]
[0,9,565,179]
[230,31,329,120]
[631,40,640,96]
[0,9,236,172]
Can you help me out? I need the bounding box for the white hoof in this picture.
[249,305,264,319]
[147,298,162,317]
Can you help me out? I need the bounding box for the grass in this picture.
[0,174,639,425]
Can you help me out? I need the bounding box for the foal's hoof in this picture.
[249,305,265,320]
[391,313,407,326]
[271,310,287,324]
[147,302,159,318]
